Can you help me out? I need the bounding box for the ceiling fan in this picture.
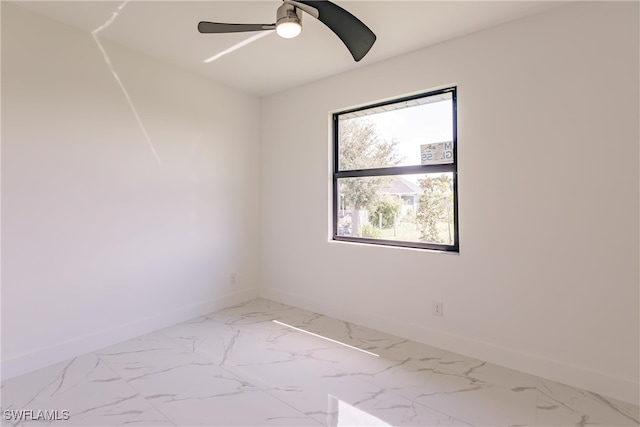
[197,1,376,62]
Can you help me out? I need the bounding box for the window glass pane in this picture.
[337,173,455,246]
[338,93,453,171]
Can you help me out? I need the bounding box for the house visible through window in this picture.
[332,87,458,252]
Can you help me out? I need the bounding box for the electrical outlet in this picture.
[433,301,443,317]
[231,273,237,285]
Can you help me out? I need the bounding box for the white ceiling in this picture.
[13,1,565,96]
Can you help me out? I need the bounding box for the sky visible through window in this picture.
[361,99,453,184]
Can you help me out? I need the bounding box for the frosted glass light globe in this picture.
[276,21,302,39]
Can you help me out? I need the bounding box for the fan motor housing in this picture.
[276,3,302,26]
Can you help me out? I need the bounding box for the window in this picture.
[332,87,458,252]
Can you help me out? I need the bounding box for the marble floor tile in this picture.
[383,338,447,361]
[304,345,439,404]
[2,298,638,427]
[95,332,227,398]
[412,368,538,426]
[146,380,320,426]
[536,378,640,426]
[158,314,250,363]
[434,351,538,391]
[1,353,172,426]
[395,401,473,426]
[226,355,396,425]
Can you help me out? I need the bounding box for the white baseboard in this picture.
[260,286,639,406]
[1,288,259,381]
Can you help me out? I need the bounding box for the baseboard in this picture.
[1,288,259,381]
[260,286,639,406]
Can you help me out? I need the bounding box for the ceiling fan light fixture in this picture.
[197,0,377,61]
[276,3,302,39]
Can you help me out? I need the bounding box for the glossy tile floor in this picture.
[1,299,638,426]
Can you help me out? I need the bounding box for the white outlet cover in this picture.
[433,301,443,316]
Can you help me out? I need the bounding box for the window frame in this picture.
[332,86,459,252]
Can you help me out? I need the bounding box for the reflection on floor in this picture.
[1,298,638,426]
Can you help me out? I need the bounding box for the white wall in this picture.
[260,2,639,404]
[1,3,261,379]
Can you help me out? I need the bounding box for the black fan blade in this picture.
[294,0,375,61]
[198,22,276,33]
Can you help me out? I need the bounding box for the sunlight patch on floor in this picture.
[272,320,379,357]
